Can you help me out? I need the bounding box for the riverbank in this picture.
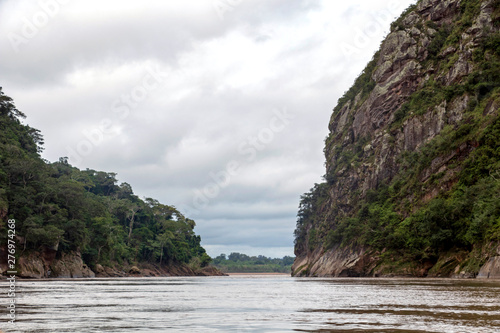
[227,272,290,276]
[0,247,226,279]
[93,263,227,278]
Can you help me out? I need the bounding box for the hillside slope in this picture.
[0,89,220,278]
[293,0,500,278]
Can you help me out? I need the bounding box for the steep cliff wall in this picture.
[293,0,500,278]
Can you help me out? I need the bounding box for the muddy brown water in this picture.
[3,275,500,332]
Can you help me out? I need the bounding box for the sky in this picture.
[0,0,416,258]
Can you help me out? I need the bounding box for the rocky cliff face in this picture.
[293,0,500,278]
[0,247,95,278]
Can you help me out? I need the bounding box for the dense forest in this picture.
[0,88,212,275]
[293,0,500,277]
[212,253,294,273]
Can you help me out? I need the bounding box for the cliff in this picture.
[293,0,500,278]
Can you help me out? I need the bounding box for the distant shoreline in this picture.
[227,272,290,276]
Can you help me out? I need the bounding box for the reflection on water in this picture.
[3,276,500,332]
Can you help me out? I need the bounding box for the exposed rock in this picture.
[484,97,500,116]
[478,257,500,279]
[293,246,376,277]
[101,266,127,277]
[329,101,351,134]
[402,102,446,151]
[196,266,228,276]
[447,95,469,124]
[418,0,459,24]
[129,266,141,274]
[373,31,418,83]
[18,254,46,279]
[439,46,457,58]
[49,252,95,278]
[94,264,105,274]
[353,58,421,138]
[468,0,496,36]
[9,250,95,278]
[451,270,476,279]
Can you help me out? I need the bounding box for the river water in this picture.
[3,275,500,332]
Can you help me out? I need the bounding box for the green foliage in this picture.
[408,80,443,115]
[458,0,482,28]
[460,116,500,186]
[0,89,211,271]
[494,0,500,27]
[396,176,500,260]
[294,182,329,253]
[484,32,500,56]
[213,253,295,273]
[308,228,318,252]
[27,224,65,249]
[325,185,401,250]
[428,26,452,58]
[393,104,410,125]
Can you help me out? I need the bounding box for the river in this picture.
[3,275,500,332]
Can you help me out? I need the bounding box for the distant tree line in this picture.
[212,252,294,273]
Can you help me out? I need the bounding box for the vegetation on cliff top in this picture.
[0,88,211,274]
[294,0,500,274]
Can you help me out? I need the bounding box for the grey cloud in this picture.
[196,218,295,247]
[0,0,319,86]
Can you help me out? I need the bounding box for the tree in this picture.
[0,87,26,120]
[156,230,174,265]
[126,203,140,244]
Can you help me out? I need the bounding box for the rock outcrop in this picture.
[15,250,95,278]
[293,0,500,278]
[477,256,500,278]
[48,252,95,278]
[0,247,96,279]
[293,246,376,277]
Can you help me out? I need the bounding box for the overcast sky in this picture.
[0,0,415,258]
